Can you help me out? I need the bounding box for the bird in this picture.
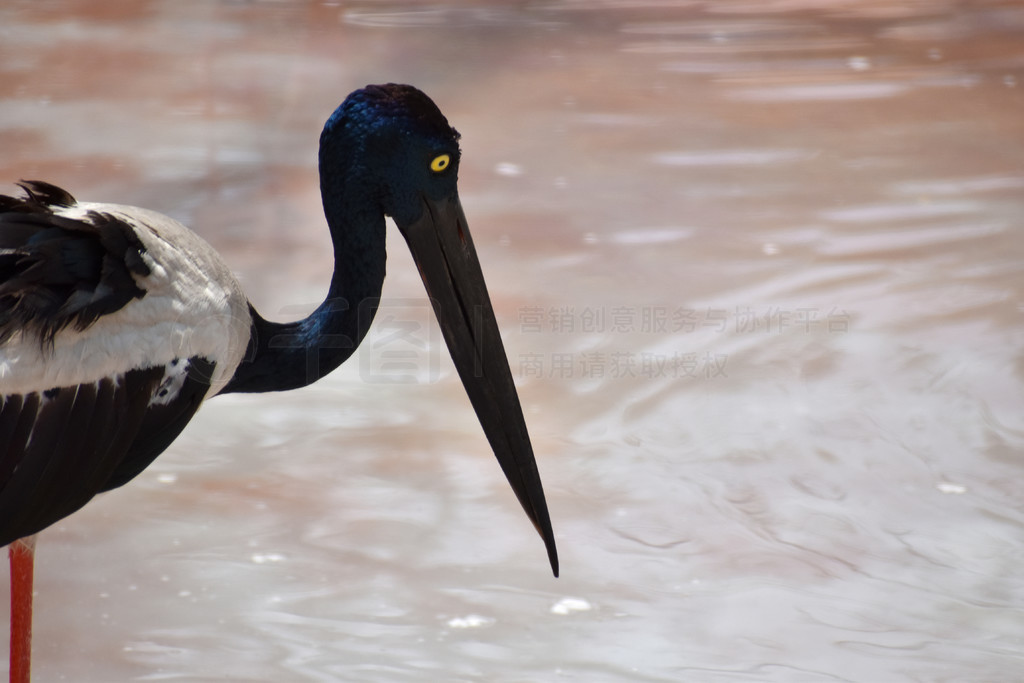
[0,83,558,683]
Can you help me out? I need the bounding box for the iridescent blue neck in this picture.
[222,139,387,394]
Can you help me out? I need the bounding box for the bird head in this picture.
[320,83,462,227]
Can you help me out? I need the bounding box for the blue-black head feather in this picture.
[319,84,462,227]
[325,84,459,143]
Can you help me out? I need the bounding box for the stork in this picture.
[0,84,558,683]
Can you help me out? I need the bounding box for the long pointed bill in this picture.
[400,193,558,577]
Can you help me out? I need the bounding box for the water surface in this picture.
[2,1,1024,680]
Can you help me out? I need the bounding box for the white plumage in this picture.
[0,202,251,397]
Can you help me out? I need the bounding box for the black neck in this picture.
[222,155,386,394]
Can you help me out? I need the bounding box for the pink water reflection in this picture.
[3,1,1024,681]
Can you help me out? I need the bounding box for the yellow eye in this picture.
[430,154,450,173]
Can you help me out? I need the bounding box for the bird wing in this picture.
[0,357,215,547]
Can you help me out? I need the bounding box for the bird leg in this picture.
[8,536,35,683]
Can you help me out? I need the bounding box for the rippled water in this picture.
[2,1,1024,681]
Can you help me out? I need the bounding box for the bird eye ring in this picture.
[430,154,450,173]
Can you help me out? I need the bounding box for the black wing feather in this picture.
[0,181,151,347]
[102,358,216,491]
[0,358,216,547]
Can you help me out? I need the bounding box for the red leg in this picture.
[9,536,35,683]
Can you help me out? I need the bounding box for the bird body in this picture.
[1,84,557,682]
[0,185,252,547]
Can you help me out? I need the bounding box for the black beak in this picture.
[399,192,558,577]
